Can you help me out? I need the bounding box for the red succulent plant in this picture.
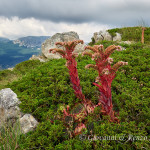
[83,44,128,122]
[49,40,128,137]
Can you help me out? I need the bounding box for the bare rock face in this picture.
[93,30,112,43]
[29,55,48,62]
[93,30,122,43]
[74,43,86,54]
[113,33,122,41]
[42,31,86,59]
[0,88,21,126]
[0,88,20,109]
[19,114,39,134]
[0,88,38,134]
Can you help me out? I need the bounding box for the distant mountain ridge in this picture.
[0,36,51,70]
[0,37,10,43]
[13,36,50,48]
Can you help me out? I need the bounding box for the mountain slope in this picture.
[0,39,149,149]
[13,36,50,48]
[0,37,10,43]
[0,41,41,70]
[0,36,51,70]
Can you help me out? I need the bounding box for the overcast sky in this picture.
[0,0,150,42]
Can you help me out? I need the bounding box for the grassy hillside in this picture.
[107,26,150,44]
[0,37,150,149]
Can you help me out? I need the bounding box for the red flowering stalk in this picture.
[50,40,85,101]
[50,40,91,136]
[141,27,146,44]
[83,44,128,122]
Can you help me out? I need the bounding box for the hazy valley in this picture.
[0,36,50,70]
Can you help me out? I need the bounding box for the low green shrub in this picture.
[130,42,144,50]
[3,43,150,149]
[13,59,43,75]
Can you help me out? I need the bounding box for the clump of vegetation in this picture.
[49,40,127,137]
[83,44,128,122]
[0,120,22,150]
[0,32,149,149]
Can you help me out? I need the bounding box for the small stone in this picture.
[19,114,39,134]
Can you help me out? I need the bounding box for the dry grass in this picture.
[0,120,22,150]
[0,72,21,90]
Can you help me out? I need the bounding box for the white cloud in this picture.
[0,17,46,39]
[0,16,110,42]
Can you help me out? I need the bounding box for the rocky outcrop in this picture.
[0,88,21,127]
[93,30,122,43]
[93,30,112,43]
[42,31,86,59]
[0,88,38,134]
[29,55,47,62]
[113,33,122,41]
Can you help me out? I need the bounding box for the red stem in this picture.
[65,47,86,101]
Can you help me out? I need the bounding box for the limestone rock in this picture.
[93,30,112,43]
[42,31,85,59]
[113,33,122,41]
[93,30,123,43]
[0,88,21,126]
[19,114,39,134]
[0,88,38,134]
[0,88,20,109]
[29,55,47,62]
[102,31,112,41]
[93,32,103,42]
[74,43,87,54]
